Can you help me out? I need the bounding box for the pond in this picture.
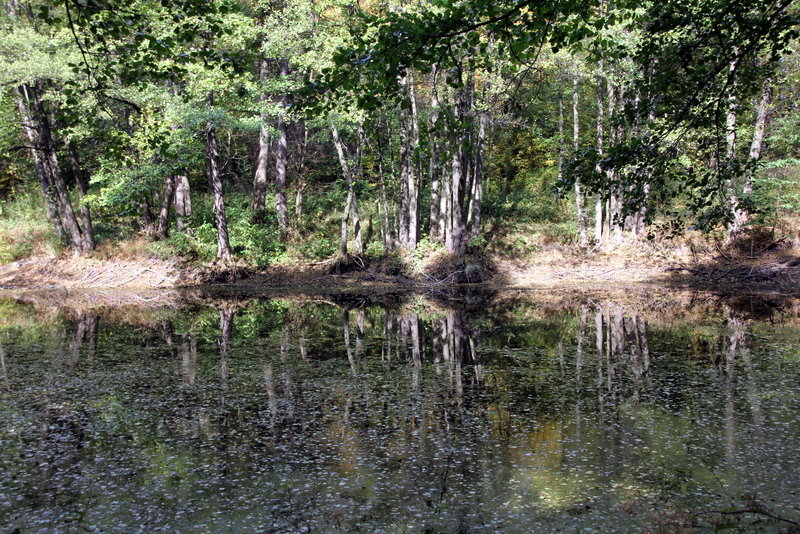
[0,288,799,532]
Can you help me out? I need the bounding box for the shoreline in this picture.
[1,248,799,297]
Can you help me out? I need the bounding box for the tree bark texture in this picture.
[331,124,363,256]
[156,174,176,239]
[206,93,233,261]
[274,59,290,237]
[444,86,468,256]
[19,83,88,253]
[174,174,192,231]
[67,143,95,251]
[573,72,588,246]
[294,122,309,223]
[595,65,605,244]
[15,85,64,242]
[252,60,271,224]
[429,65,442,243]
[732,80,773,233]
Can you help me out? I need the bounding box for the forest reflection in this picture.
[1,291,798,532]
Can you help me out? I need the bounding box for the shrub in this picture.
[0,184,59,263]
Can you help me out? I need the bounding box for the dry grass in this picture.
[0,255,184,290]
[666,226,800,293]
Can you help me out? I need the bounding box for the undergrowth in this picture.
[0,184,59,263]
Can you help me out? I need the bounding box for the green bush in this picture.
[150,193,286,267]
[296,233,337,260]
[0,184,59,263]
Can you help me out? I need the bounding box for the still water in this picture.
[0,289,798,532]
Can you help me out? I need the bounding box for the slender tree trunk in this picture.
[397,70,420,250]
[331,124,363,256]
[398,79,411,249]
[294,122,309,223]
[608,84,624,243]
[446,125,466,255]
[174,174,192,231]
[439,162,450,243]
[733,79,773,232]
[463,70,476,208]
[595,64,605,244]
[407,70,420,249]
[274,59,290,238]
[442,80,471,256]
[573,72,588,246]
[67,143,94,251]
[376,127,392,250]
[353,124,365,254]
[206,93,233,261]
[725,52,741,238]
[252,61,271,224]
[748,81,772,163]
[726,66,738,161]
[557,84,565,185]
[156,174,176,239]
[440,88,453,246]
[429,65,442,243]
[469,105,486,240]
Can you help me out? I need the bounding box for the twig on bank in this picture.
[422,270,464,285]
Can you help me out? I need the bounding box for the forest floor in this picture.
[1,229,799,295]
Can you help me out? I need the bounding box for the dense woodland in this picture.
[0,0,798,268]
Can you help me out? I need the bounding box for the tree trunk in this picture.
[398,78,411,249]
[439,162,450,244]
[206,94,233,261]
[375,127,392,250]
[67,143,94,251]
[294,122,309,223]
[726,63,738,161]
[156,174,176,239]
[28,84,85,253]
[608,84,624,243]
[252,60,271,224]
[595,64,605,244]
[573,72,588,246]
[469,105,486,240]
[725,53,740,238]
[733,80,773,233]
[397,70,419,250]
[445,128,466,255]
[557,84,565,185]
[274,59,290,238]
[748,81,772,162]
[174,174,192,231]
[429,65,442,243]
[441,82,470,256]
[407,70,420,250]
[15,85,64,242]
[331,124,362,256]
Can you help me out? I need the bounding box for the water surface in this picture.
[1,289,799,532]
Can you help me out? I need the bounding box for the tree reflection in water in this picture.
[0,291,798,531]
